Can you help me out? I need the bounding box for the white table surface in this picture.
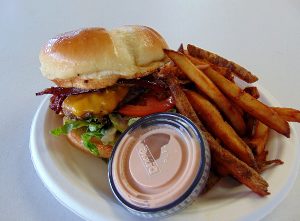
[1,0,299,220]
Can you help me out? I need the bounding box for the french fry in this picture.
[187,44,258,83]
[165,75,269,196]
[185,89,257,168]
[272,107,300,122]
[185,52,235,81]
[248,121,269,157]
[165,75,203,126]
[244,86,260,99]
[183,49,235,81]
[157,63,188,80]
[164,49,246,135]
[212,153,269,196]
[184,54,211,70]
[244,116,256,137]
[248,121,283,173]
[184,52,209,66]
[212,66,234,82]
[202,171,221,194]
[258,159,284,173]
[243,86,260,136]
[209,137,269,196]
[256,150,268,162]
[177,43,184,53]
[214,162,230,177]
[202,67,290,137]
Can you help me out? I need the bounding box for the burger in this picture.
[36,25,175,158]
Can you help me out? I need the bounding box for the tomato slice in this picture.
[118,96,175,117]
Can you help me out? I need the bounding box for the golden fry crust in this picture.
[187,44,258,83]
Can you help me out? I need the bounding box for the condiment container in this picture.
[108,113,210,218]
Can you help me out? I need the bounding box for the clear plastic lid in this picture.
[108,113,210,218]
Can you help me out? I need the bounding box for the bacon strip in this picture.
[35,87,97,96]
[36,78,169,114]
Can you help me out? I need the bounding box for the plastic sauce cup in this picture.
[108,113,210,218]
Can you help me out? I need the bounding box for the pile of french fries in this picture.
[157,44,300,196]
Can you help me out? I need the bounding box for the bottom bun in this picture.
[64,118,113,158]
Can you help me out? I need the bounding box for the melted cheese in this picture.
[62,86,128,118]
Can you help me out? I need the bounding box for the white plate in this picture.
[30,86,300,221]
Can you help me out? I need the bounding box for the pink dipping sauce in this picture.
[108,113,210,218]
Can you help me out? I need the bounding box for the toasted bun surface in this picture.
[40,26,169,89]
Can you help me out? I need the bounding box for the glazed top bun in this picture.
[40,25,169,89]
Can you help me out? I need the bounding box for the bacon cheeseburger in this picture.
[36,26,175,158]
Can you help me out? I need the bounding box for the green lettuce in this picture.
[50,119,106,157]
[50,120,90,136]
[50,114,143,157]
[109,113,142,129]
[128,117,141,126]
[81,131,103,156]
[109,114,128,132]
